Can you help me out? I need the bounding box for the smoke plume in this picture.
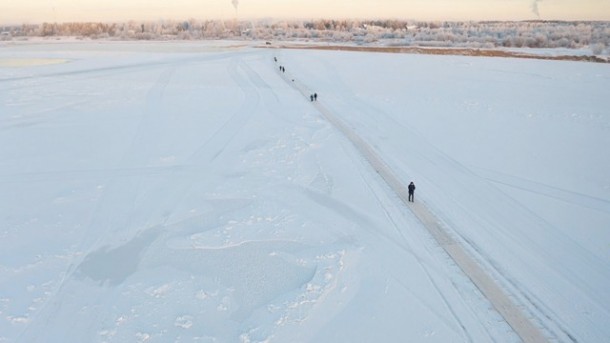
[531,0,542,17]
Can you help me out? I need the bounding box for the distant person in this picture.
[408,182,416,202]
[313,93,318,101]
[310,95,314,101]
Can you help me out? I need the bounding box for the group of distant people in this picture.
[274,56,319,103]
[275,57,286,73]
[273,54,418,203]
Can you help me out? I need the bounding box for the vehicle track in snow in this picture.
[277,56,549,343]
[12,51,256,340]
[14,62,182,342]
[335,120,478,341]
[473,167,610,215]
[322,77,608,343]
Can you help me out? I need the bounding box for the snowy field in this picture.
[1,41,609,342]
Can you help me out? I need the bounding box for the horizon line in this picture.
[3,17,610,26]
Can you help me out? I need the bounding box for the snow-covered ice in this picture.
[1,41,609,342]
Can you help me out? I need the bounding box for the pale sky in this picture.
[2,0,610,25]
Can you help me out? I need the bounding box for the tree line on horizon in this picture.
[2,19,609,54]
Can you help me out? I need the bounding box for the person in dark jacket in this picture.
[408,182,415,202]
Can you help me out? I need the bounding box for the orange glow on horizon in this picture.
[2,0,609,25]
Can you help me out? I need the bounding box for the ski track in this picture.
[0,51,238,85]
[279,53,514,342]
[4,45,608,342]
[474,167,610,214]
[357,96,587,343]
[277,53,551,342]
[0,100,90,131]
[337,131,479,342]
[285,49,610,342]
[14,52,231,340]
[15,49,287,342]
[14,63,180,342]
[259,53,496,341]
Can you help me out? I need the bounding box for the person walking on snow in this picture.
[408,182,416,202]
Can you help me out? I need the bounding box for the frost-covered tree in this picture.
[10,19,609,53]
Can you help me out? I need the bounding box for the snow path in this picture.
[278,58,548,343]
[2,42,608,342]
